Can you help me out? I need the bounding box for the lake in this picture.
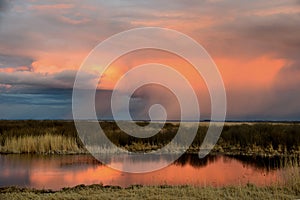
[0,154,287,190]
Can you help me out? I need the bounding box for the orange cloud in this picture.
[0,66,31,73]
[31,51,88,74]
[215,56,286,89]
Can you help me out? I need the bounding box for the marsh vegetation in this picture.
[1,174,299,200]
[0,120,299,156]
[0,120,299,199]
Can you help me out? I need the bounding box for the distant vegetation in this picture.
[0,120,300,156]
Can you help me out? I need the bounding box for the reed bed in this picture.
[0,120,299,156]
[1,134,81,154]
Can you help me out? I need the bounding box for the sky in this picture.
[0,0,300,120]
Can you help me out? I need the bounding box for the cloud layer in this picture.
[0,0,300,120]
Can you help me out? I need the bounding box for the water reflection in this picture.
[174,154,295,170]
[0,154,284,190]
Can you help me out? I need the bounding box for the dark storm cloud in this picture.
[129,84,181,120]
[0,70,97,90]
[0,90,72,105]
[0,103,72,119]
[0,87,73,119]
[240,14,299,59]
[263,62,300,120]
[0,0,11,23]
[201,11,300,61]
[0,88,116,119]
[0,54,34,69]
[0,0,9,12]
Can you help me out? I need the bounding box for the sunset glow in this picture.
[0,0,300,120]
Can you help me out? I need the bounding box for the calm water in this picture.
[0,154,286,190]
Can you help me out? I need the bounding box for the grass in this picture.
[0,183,299,200]
[281,157,300,194]
[1,134,82,154]
[0,120,300,156]
[0,120,85,154]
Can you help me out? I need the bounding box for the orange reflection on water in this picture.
[24,155,280,190]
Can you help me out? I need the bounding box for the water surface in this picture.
[0,154,286,190]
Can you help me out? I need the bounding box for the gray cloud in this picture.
[198,11,300,62]
[129,84,181,121]
[0,91,72,105]
[0,0,133,57]
[0,70,97,90]
[264,62,300,120]
[0,0,10,12]
[0,54,34,69]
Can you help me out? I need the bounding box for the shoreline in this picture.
[0,152,299,157]
[0,183,299,200]
[1,146,299,158]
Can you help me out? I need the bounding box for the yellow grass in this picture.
[1,134,81,154]
[0,183,299,200]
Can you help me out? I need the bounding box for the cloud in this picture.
[0,91,72,105]
[0,0,9,12]
[0,0,300,120]
[29,3,74,11]
[0,54,34,69]
[264,62,300,119]
[0,70,97,90]
[0,0,11,23]
[129,84,181,120]
[188,6,300,62]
